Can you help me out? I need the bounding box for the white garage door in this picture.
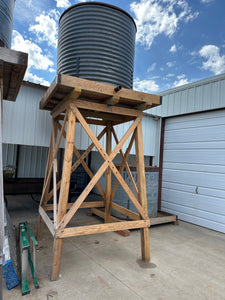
[161,109,225,233]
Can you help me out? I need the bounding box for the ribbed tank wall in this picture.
[57,2,136,89]
[0,0,15,48]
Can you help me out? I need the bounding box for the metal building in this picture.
[148,73,225,233]
[3,81,159,178]
[5,73,225,234]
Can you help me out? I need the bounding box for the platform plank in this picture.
[0,47,28,101]
[40,74,161,111]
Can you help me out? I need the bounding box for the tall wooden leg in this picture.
[105,124,112,223]
[135,120,150,261]
[36,215,44,241]
[52,238,63,280]
[51,108,76,280]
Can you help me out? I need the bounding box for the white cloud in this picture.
[201,0,214,3]
[29,10,59,48]
[147,63,156,72]
[49,68,56,73]
[167,61,175,67]
[169,44,177,53]
[130,0,198,49]
[12,30,54,72]
[55,0,71,8]
[199,45,225,75]
[173,74,189,87]
[25,71,50,86]
[134,78,159,93]
[166,73,175,77]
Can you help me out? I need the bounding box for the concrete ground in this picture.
[3,194,225,300]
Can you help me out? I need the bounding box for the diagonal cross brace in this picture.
[57,105,148,230]
[111,127,138,197]
[47,122,107,201]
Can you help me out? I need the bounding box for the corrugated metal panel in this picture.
[3,82,158,156]
[58,2,136,88]
[161,109,225,233]
[17,145,49,178]
[0,0,15,47]
[148,73,225,117]
[2,143,49,178]
[3,82,52,147]
[2,143,17,170]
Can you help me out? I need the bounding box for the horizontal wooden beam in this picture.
[72,99,142,117]
[92,208,130,237]
[150,214,177,226]
[39,206,55,236]
[0,47,27,66]
[51,88,81,118]
[104,95,120,106]
[111,202,141,220]
[59,74,160,106]
[45,201,105,211]
[134,102,148,111]
[56,220,150,238]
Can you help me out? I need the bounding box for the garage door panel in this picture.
[162,201,225,225]
[162,207,225,233]
[162,109,225,233]
[164,126,225,143]
[165,109,225,126]
[162,181,225,199]
[164,141,225,150]
[163,149,225,165]
[165,115,225,131]
[162,189,225,215]
[163,169,225,190]
[163,162,225,173]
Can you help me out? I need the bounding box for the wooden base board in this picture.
[92,208,177,227]
[150,211,177,226]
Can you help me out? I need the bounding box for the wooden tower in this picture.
[37,74,161,280]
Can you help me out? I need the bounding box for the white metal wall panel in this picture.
[148,73,225,117]
[3,82,157,156]
[161,109,225,233]
[17,145,49,178]
[3,83,52,147]
[2,144,17,169]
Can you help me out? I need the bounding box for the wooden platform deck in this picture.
[0,47,28,101]
[39,74,161,112]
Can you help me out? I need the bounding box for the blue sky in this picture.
[12,0,225,93]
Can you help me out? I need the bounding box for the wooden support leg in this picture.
[51,108,76,281]
[36,216,44,241]
[135,121,150,261]
[105,124,112,223]
[51,238,63,281]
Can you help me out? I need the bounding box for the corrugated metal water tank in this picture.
[0,0,15,47]
[57,2,136,89]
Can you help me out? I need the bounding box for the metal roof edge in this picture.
[159,72,225,96]
[22,80,49,89]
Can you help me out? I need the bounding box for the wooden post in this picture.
[52,119,58,227]
[135,121,150,261]
[105,123,112,223]
[51,107,76,280]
